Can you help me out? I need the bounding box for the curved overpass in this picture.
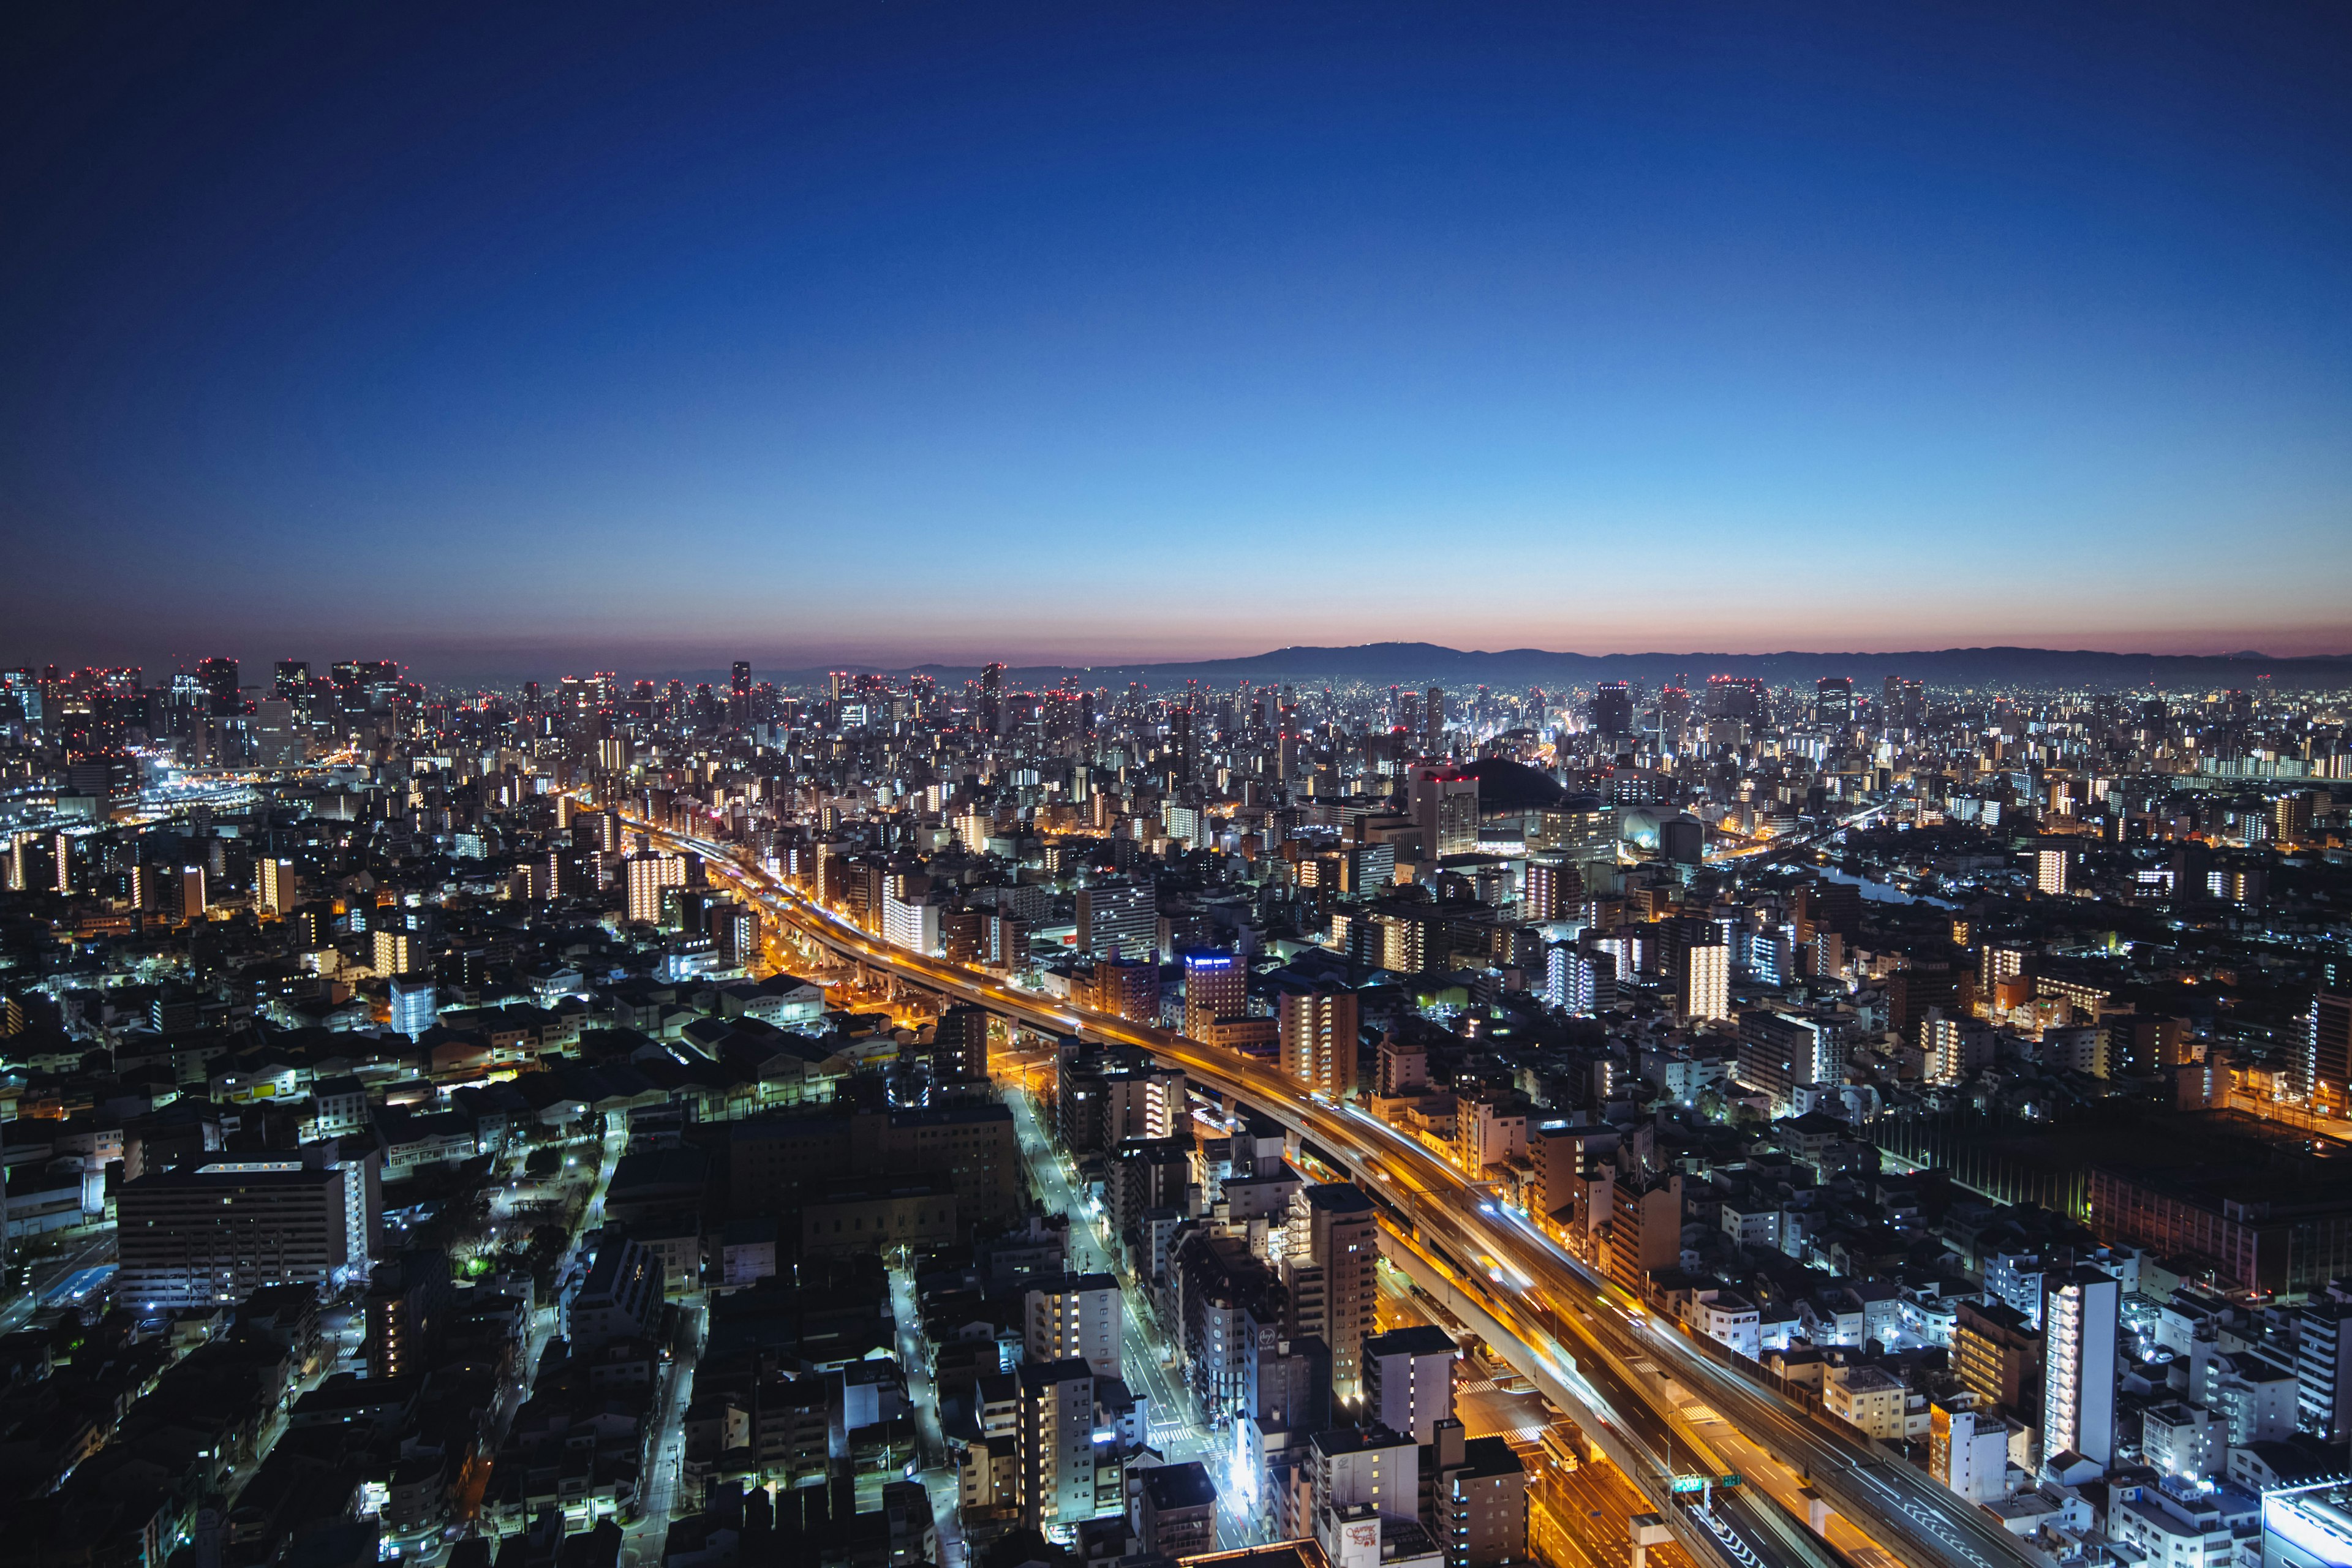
[625,812,2029,1568]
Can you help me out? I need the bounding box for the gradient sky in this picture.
[2,1,2348,680]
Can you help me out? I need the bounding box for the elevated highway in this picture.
[622,811,2029,1568]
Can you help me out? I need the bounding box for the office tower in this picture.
[118,1163,351,1308]
[625,852,686,924]
[1814,676,1854,733]
[1672,930,1730,1023]
[1278,982,1360,1100]
[2037,846,2071,896]
[1183,949,1246,1042]
[1363,1325,1457,1443]
[50,832,69,894]
[1168,705,1197,786]
[1422,1419,1528,1568]
[2042,1265,2119,1466]
[979,661,1005,736]
[1399,688,1421,741]
[1411,766,1479,859]
[1025,1273,1122,1379]
[1135,1463,1218,1559]
[1704,675,1765,725]
[1882,675,1923,732]
[1076,882,1158,959]
[1017,1359,1102,1528]
[180,864,207,920]
[730,660,751,726]
[1423,686,1444,753]
[388,974,438,1038]
[1288,1184,1378,1397]
[195,656,241,715]
[1591,682,1633,742]
[258,856,299,915]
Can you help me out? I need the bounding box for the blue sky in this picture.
[2,1,2346,677]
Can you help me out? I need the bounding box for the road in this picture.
[620,807,2025,1568]
[0,1229,116,1335]
[890,1260,969,1568]
[1003,1085,1269,1552]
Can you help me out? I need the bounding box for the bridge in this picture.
[620,809,2029,1568]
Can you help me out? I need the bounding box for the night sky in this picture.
[2,1,2347,680]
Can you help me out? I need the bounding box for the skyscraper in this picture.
[2041,1265,2118,1466]
[1591,682,1633,741]
[195,656,241,715]
[1423,685,1444,753]
[1814,676,1855,733]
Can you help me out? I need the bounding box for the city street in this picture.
[1003,1084,1269,1551]
[891,1259,968,1568]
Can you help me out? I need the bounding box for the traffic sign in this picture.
[1670,1477,1706,1493]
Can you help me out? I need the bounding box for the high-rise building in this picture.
[2041,1265,2119,1466]
[625,852,686,925]
[118,1163,351,1308]
[195,656,241,715]
[180,864,207,921]
[258,856,300,915]
[388,974,438,1038]
[2297,1295,2352,1442]
[1953,1300,2043,1424]
[1183,949,1246,1043]
[932,1005,992,1080]
[1672,931,1730,1023]
[1363,1325,1457,1444]
[1287,1184,1378,1397]
[1278,982,1360,1101]
[1410,766,1479,859]
[2037,847,2071,897]
[729,661,751,727]
[1025,1273,1122,1379]
[1591,682,1634,741]
[1017,1359,1104,1529]
[1088,953,1161,1024]
[1076,882,1158,960]
[2309,988,2351,1099]
[1424,686,1444,753]
[1814,676,1854,733]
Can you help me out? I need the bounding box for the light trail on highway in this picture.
[614,802,2025,1568]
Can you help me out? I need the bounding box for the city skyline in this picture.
[3,1,2348,666]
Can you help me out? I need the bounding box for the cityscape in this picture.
[3,6,2351,1568]
[3,655,2352,1568]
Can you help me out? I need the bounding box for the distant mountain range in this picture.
[692,642,2352,693]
